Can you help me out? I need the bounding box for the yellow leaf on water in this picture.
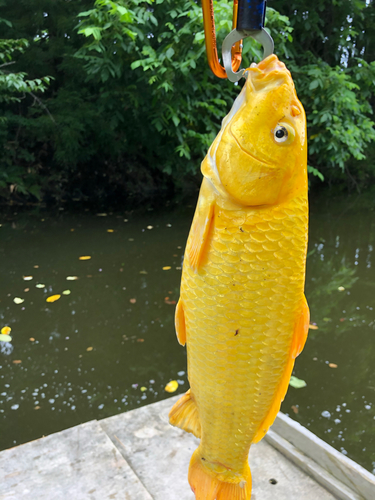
[1,326,11,335]
[13,297,24,304]
[140,387,147,392]
[329,363,338,368]
[139,270,148,274]
[86,346,93,352]
[309,324,319,330]
[107,229,114,233]
[62,290,71,295]
[46,294,61,303]
[165,380,179,393]
[23,276,33,281]
[162,266,171,271]
[79,256,91,260]
[66,276,78,281]
[36,284,45,288]
[29,337,35,341]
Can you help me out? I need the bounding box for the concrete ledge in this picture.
[0,420,152,500]
[1,395,374,499]
[101,395,339,500]
[267,412,375,500]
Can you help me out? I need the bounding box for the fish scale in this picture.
[169,55,309,499]
[181,194,308,474]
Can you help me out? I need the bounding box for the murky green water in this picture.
[0,196,374,474]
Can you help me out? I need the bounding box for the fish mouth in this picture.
[246,55,293,92]
[229,127,272,167]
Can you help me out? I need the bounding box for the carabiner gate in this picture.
[202,0,274,83]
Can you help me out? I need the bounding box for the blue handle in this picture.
[236,0,267,31]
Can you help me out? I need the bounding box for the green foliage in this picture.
[73,0,294,177]
[273,0,375,185]
[291,59,375,179]
[0,0,374,203]
[0,18,52,198]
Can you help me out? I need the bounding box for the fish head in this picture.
[207,55,307,206]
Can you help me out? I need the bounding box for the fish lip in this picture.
[229,127,273,167]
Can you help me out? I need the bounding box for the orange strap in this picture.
[201,0,242,79]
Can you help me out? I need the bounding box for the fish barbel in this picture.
[169,54,309,500]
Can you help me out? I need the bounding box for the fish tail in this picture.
[188,448,252,500]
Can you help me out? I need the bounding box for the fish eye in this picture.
[275,126,288,142]
[273,123,295,145]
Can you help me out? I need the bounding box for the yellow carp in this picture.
[169,55,309,500]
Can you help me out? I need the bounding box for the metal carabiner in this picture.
[202,0,274,83]
[202,0,242,79]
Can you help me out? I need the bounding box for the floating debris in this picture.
[66,276,78,281]
[329,363,338,368]
[79,256,91,260]
[62,290,71,295]
[46,295,61,303]
[0,334,12,342]
[86,347,93,352]
[13,297,24,305]
[1,326,11,335]
[23,276,33,281]
[36,283,45,288]
[309,324,318,330]
[289,376,307,389]
[163,266,171,271]
[165,380,179,393]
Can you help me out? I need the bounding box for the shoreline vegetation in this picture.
[0,0,374,206]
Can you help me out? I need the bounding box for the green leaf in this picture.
[130,60,142,70]
[289,376,307,389]
[307,166,324,181]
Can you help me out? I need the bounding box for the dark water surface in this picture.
[0,195,374,474]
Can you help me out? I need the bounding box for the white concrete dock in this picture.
[1,395,374,500]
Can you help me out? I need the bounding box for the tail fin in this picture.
[188,448,252,500]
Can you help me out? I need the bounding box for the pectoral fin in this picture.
[252,295,310,444]
[188,178,215,272]
[291,294,310,359]
[175,299,186,346]
[169,389,201,438]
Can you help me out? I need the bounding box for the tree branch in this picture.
[0,61,16,69]
[29,91,56,124]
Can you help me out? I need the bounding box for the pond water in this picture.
[0,195,374,474]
